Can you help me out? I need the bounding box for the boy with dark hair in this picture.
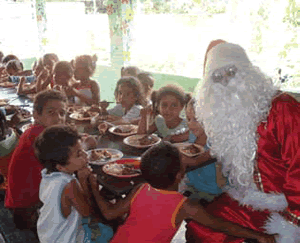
[5,89,68,234]
[109,141,276,243]
[34,125,133,242]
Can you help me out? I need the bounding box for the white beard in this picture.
[195,64,277,194]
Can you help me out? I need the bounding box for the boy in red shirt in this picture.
[5,90,68,234]
[106,142,276,243]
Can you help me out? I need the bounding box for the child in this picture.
[110,141,276,243]
[71,54,100,105]
[34,125,137,242]
[101,76,146,127]
[36,53,59,92]
[137,72,155,105]
[16,59,44,96]
[184,98,226,202]
[5,90,68,234]
[137,84,190,143]
[52,60,78,103]
[121,66,140,78]
[0,110,19,191]
[114,66,140,103]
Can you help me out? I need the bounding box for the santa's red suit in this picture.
[188,41,300,242]
[187,93,300,242]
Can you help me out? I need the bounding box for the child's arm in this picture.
[61,167,93,218]
[176,199,276,243]
[90,80,100,105]
[36,68,51,92]
[137,106,157,134]
[88,174,141,221]
[17,77,36,95]
[69,81,99,106]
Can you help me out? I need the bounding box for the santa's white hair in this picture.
[195,43,277,196]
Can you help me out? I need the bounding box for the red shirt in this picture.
[111,183,186,243]
[187,93,300,242]
[5,124,45,208]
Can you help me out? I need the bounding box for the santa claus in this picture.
[186,40,300,242]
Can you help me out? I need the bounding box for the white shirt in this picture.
[155,115,189,138]
[37,169,85,243]
[108,104,142,122]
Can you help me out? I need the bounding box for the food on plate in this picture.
[90,149,112,161]
[113,126,135,134]
[103,163,141,176]
[82,111,91,118]
[87,105,101,113]
[138,135,154,146]
[181,144,202,155]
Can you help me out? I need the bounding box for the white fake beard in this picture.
[195,65,277,191]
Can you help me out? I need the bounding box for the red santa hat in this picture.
[203,40,252,78]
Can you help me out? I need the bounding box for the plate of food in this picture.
[0,82,17,88]
[87,148,123,165]
[174,143,205,157]
[102,159,142,178]
[123,134,161,149]
[108,125,138,137]
[7,108,32,123]
[69,110,98,121]
[0,99,9,106]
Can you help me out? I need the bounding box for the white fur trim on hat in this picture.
[264,213,300,243]
[204,42,252,78]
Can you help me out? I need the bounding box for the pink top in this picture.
[111,183,186,243]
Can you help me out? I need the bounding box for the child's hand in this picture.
[77,166,93,181]
[88,173,100,193]
[39,68,49,79]
[187,118,205,138]
[140,105,153,117]
[98,122,109,135]
[77,166,93,193]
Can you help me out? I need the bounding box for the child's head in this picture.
[33,90,68,127]
[73,54,97,81]
[53,61,74,87]
[42,53,59,71]
[115,76,146,109]
[141,141,185,190]
[121,66,140,78]
[32,58,44,77]
[34,125,88,174]
[2,55,19,65]
[5,60,24,76]
[152,84,191,122]
[137,72,154,100]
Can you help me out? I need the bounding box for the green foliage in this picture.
[283,0,300,27]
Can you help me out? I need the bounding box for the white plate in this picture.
[108,125,138,137]
[123,134,161,149]
[174,143,205,157]
[69,111,98,121]
[87,148,123,165]
[20,123,32,132]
